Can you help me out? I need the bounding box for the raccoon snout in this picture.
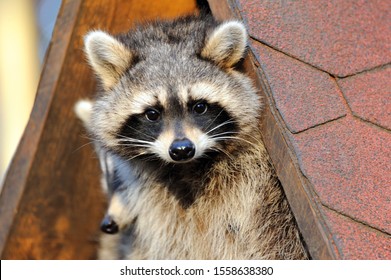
[169,138,196,162]
[100,214,119,234]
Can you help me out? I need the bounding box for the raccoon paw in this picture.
[100,214,119,234]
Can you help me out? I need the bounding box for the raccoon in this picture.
[75,13,308,259]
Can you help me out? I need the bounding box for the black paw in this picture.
[100,215,119,234]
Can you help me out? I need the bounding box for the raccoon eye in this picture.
[145,109,160,122]
[193,102,208,115]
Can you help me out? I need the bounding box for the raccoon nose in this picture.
[169,138,195,161]
[100,214,119,234]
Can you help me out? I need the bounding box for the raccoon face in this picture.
[84,18,260,164]
[116,86,238,163]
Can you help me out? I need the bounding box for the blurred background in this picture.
[0,0,62,189]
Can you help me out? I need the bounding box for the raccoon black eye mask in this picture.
[115,97,237,163]
[75,13,308,260]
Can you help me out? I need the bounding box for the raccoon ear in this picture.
[201,21,247,68]
[84,31,133,89]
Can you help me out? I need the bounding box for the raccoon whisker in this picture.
[143,155,162,163]
[73,140,98,153]
[203,108,228,132]
[212,135,247,143]
[198,153,214,161]
[122,126,155,140]
[79,135,109,146]
[120,145,153,150]
[117,137,151,142]
[117,140,154,147]
[73,134,110,153]
[205,119,236,135]
[115,133,156,142]
[126,152,152,161]
[115,136,154,145]
[208,147,235,162]
[212,136,258,149]
[210,131,239,138]
[80,135,100,142]
[239,132,265,146]
[118,125,156,141]
[114,140,153,148]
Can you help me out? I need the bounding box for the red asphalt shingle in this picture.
[235,0,391,259]
[238,0,391,77]
[252,41,347,133]
[323,207,391,259]
[337,66,391,130]
[289,116,391,234]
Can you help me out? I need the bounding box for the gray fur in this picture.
[77,13,308,259]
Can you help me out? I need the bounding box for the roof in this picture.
[209,0,391,259]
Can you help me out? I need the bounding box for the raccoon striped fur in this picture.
[75,13,308,259]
